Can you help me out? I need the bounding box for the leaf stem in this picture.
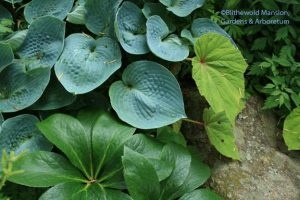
[185,58,193,61]
[182,118,205,126]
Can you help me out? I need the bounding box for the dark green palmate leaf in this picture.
[8,151,86,187]
[203,108,239,160]
[37,114,93,178]
[85,0,122,36]
[122,147,160,200]
[40,182,133,200]
[192,33,247,123]
[181,18,235,45]
[0,115,52,159]
[0,63,51,113]
[179,189,222,200]
[24,0,74,23]
[157,126,186,147]
[146,15,189,62]
[109,60,186,129]
[0,43,13,72]
[55,33,122,94]
[10,111,135,199]
[115,1,149,55]
[17,16,65,70]
[283,107,300,150]
[159,0,204,17]
[29,76,76,110]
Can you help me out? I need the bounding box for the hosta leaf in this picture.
[29,76,76,110]
[0,43,13,72]
[8,151,85,187]
[0,4,13,40]
[2,30,28,51]
[92,112,136,182]
[67,0,86,25]
[122,147,160,200]
[85,0,122,36]
[0,113,3,125]
[17,16,65,70]
[179,189,222,200]
[0,5,12,20]
[24,0,74,23]
[37,114,93,178]
[55,33,122,94]
[159,0,204,17]
[203,108,239,160]
[115,1,149,55]
[283,107,300,150]
[192,33,247,123]
[3,0,22,4]
[146,16,189,62]
[0,63,51,113]
[0,115,52,158]
[181,18,234,45]
[109,60,186,129]
[160,143,191,200]
[40,182,133,200]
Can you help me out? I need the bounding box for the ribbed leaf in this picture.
[159,0,204,17]
[109,60,186,129]
[8,151,85,187]
[0,63,51,113]
[146,15,189,62]
[192,33,247,123]
[2,30,28,51]
[17,16,65,70]
[55,33,122,94]
[203,108,239,160]
[67,0,86,25]
[24,0,74,23]
[115,1,149,54]
[0,43,13,72]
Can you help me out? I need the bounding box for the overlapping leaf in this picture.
[0,63,51,113]
[179,189,222,200]
[146,15,189,62]
[2,30,28,51]
[0,115,52,159]
[0,43,13,72]
[283,107,300,150]
[192,33,247,123]
[159,0,204,17]
[109,60,186,129]
[55,33,122,94]
[24,0,74,23]
[181,18,235,44]
[115,1,149,54]
[85,0,122,36]
[67,0,86,25]
[17,16,65,70]
[203,108,239,160]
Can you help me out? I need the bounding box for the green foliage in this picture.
[283,107,300,150]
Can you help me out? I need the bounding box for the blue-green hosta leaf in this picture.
[115,1,149,55]
[146,15,189,62]
[8,151,86,187]
[0,5,13,40]
[283,107,300,150]
[192,33,247,123]
[0,63,51,113]
[29,76,76,110]
[24,0,74,23]
[55,33,122,94]
[181,18,235,45]
[17,16,65,70]
[203,108,239,160]
[2,30,28,51]
[37,114,93,178]
[142,3,176,32]
[3,0,22,4]
[159,0,204,17]
[160,143,192,200]
[109,60,186,129]
[85,0,122,36]
[0,115,52,158]
[40,182,133,200]
[67,0,86,25]
[122,147,160,200]
[0,114,3,125]
[179,189,222,200]
[0,43,13,72]
[0,5,12,20]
